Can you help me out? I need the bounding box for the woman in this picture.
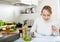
[30,5,58,37]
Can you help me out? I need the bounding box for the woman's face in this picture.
[42,9,51,21]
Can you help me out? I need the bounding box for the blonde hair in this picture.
[41,5,52,14]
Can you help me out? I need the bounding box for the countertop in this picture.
[0,28,20,42]
[0,33,20,42]
[14,36,60,42]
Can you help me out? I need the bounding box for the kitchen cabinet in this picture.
[1,0,38,6]
[32,0,38,6]
[0,34,19,42]
[20,0,32,5]
[21,0,38,6]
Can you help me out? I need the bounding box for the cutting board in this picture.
[0,29,19,34]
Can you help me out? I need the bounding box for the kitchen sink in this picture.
[0,33,20,42]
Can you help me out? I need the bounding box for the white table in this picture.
[14,36,60,42]
[31,36,60,42]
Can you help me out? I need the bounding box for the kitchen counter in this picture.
[14,36,60,42]
[0,33,20,42]
[0,28,20,42]
[0,27,31,42]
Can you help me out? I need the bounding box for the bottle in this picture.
[22,30,26,40]
[22,26,26,40]
[22,25,28,40]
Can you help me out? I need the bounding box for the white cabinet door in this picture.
[32,0,38,6]
[20,0,32,5]
[3,0,38,6]
[21,0,38,6]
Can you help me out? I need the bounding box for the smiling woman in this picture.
[41,6,52,21]
[30,5,58,37]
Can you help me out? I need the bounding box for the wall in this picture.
[0,0,59,24]
[36,0,59,20]
[0,4,20,22]
[18,6,40,24]
[19,0,59,24]
[0,4,39,23]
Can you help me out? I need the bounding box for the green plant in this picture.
[0,20,4,26]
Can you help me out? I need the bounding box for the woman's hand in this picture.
[52,25,57,32]
[52,25,58,35]
[30,32,34,37]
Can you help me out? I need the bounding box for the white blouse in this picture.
[30,16,58,36]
